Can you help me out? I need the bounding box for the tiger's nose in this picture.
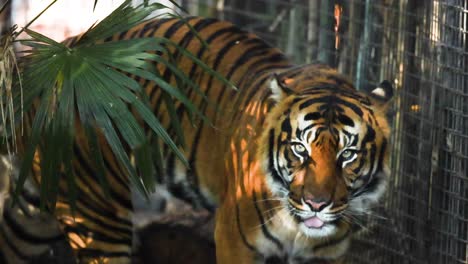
[304,199,329,211]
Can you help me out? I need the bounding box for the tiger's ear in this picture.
[369,80,395,121]
[269,74,294,102]
[369,80,393,103]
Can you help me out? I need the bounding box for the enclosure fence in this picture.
[185,0,468,263]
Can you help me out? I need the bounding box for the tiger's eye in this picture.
[341,150,355,160]
[292,143,306,153]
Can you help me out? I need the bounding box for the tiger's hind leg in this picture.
[1,204,132,264]
[0,201,75,264]
[56,200,134,264]
[0,155,75,264]
[54,143,136,263]
[14,132,137,263]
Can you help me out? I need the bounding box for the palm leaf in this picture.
[11,0,235,208]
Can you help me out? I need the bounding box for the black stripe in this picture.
[18,186,41,209]
[236,57,291,104]
[163,17,195,39]
[268,129,287,186]
[235,203,263,256]
[74,142,128,193]
[167,183,201,206]
[298,97,324,110]
[184,28,251,209]
[186,25,244,96]
[261,191,273,218]
[174,18,219,60]
[225,39,271,80]
[352,172,384,198]
[156,19,197,107]
[170,21,237,116]
[3,210,64,244]
[355,126,376,180]
[252,191,284,251]
[230,72,272,120]
[274,125,289,183]
[299,96,364,117]
[76,248,131,258]
[364,143,377,180]
[72,199,132,237]
[325,75,348,87]
[71,151,133,224]
[314,127,327,143]
[162,18,218,138]
[159,17,199,85]
[377,138,387,172]
[296,90,328,97]
[330,127,340,140]
[204,34,249,91]
[281,117,292,134]
[164,138,213,211]
[137,18,176,38]
[300,123,321,140]
[114,22,145,40]
[151,24,243,107]
[304,112,321,121]
[278,66,306,79]
[64,224,131,245]
[73,187,132,231]
[342,130,356,146]
[173,17,219,69]
[282,147,294,170]
[142,19,203,116]
[337,114,355,127]
[212,39,271,106]
[73,145,133,214]
[352,152,366,175]
[83,136,130,190]
[360,125,376,145]
[0,225,31,261]
[295,123,302,139]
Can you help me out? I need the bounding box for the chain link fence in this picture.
[184,0,468,263]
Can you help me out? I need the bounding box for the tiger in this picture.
[0,16,393,263]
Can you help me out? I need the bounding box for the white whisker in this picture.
[252,205,291,230]
[254,197,286,204]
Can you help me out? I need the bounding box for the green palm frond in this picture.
[10,0,234,210]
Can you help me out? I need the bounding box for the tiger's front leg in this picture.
[215,197,263,264]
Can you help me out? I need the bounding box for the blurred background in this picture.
[3,0,467,263]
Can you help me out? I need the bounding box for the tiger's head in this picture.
[260,65,393,238]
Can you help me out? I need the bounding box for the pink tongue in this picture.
[304,217,324,228]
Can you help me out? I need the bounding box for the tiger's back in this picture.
[119,17,293,208]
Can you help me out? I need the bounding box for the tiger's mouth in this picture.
[292,211,342,237]
[287,197,346,233]
[297,214,340,231]
[302,216,326,228]
[292,211,344,238]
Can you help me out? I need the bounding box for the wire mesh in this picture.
[185,0,468,263]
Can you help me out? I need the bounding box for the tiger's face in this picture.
[260,66,392,238]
